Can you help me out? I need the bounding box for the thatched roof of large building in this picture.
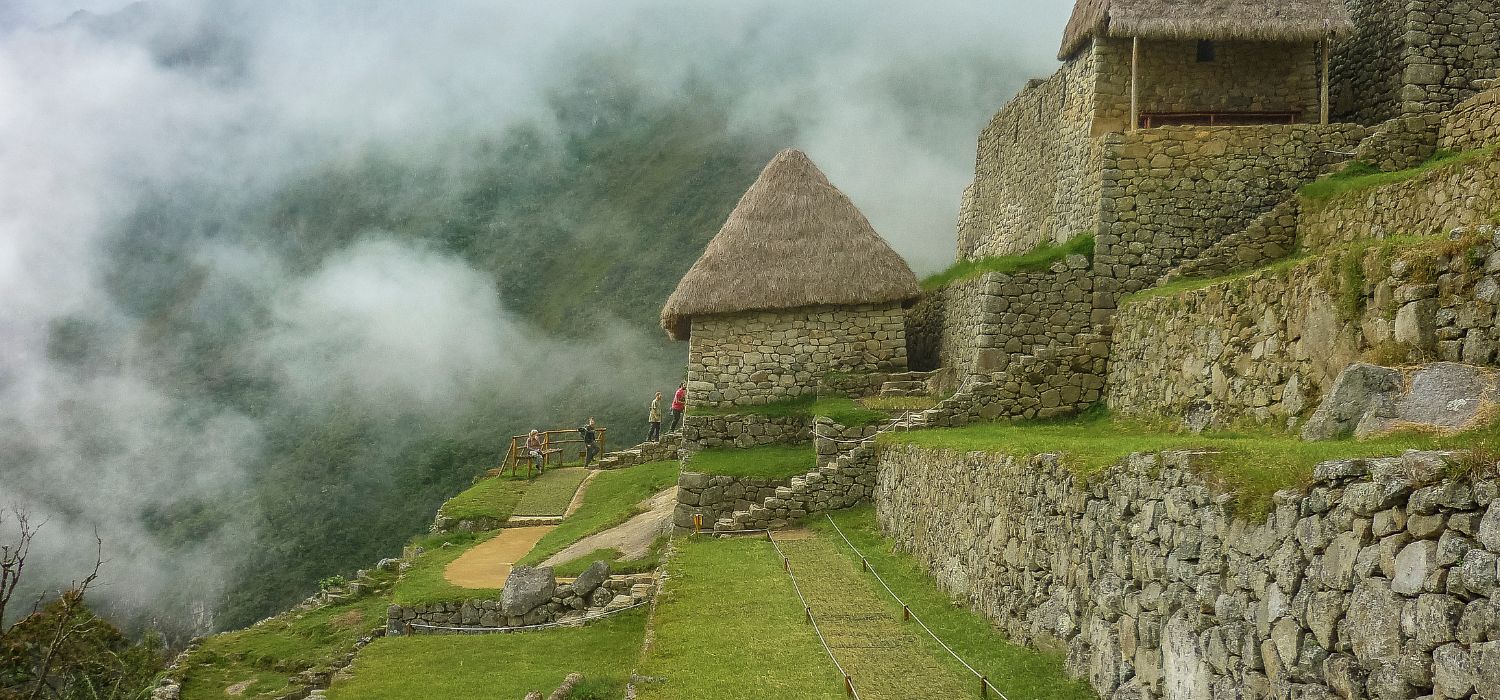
[660,149,919,341]
[1059,0,1353,59]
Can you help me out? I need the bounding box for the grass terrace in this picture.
[391,532,500,606]
[327,609,647,700]
[879,410,1498,517]
[437,475,530,523]
[684,444,817,480]
[512,467,589,517]
[921,234,1094,292]
[1299,145,1496,201]
[517,461,679,569]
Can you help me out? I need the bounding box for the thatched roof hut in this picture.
[1059,0,1354,59]
[660,149,919,341]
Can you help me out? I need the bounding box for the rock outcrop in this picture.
[1304,362,1500,440]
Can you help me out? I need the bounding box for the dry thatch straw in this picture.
[660,149,919,341]
[1060,0,1354,59]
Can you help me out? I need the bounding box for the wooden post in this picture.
[1130,36,1140,131]
[1320,37,1331,125]
[981,676,990,698]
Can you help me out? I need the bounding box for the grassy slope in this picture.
[391,532,501,605]
[881,412,1494,517]
[512,467,589,516]
[327,609,647,700]
[684,445,816,480]
[634,538,846,700]
[816,508,1095,700]
[922,234,1094,291]
[1299,145,1497,201]
[437,476,530,522]
[517,461,680,568]
[178,571,395,700]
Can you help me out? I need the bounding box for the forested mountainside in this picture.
[37,68,783,635]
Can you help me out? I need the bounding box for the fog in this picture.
[0,0,1070,631]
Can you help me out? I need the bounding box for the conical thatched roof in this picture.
[660,149,919,341]
[1059,0,1353,59]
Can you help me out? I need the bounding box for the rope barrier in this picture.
[405,600,649,635]
[823,514,1012,700]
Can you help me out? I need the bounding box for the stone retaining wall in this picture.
[1109,229,1500,428]
[1298,149,1500,253]
[919,345,1108,427]
[1094,124,1369,296]
[1440,88,1500,153]
[680,413,809,451]
[876,444,1500,700]
[673,471,795,534]
[1354,114,1442,172]
[1167,200,1301,283]
[1333,0,1500,123]
[686,303,908,408]
[385,574,655,633]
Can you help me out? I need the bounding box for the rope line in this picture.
[405,600,649,634]
[824,514,1012,700]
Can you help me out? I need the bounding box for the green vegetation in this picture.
[860,395,938,412]
[1120,254,1305,305]
[815,509,1096,700]
[879,410,1499,517]
[1299,146,1494,201]
[512,467,589,517]
[179,571,395,700]
[550,536,668,577]
[327,609,647,700]
[437,476,530,523]
[688,395,888,426]
[634,538,846,700]
[684,445,816,480]
[391,532,500,606]
[517,461,679,568]
[921,234,1094,291]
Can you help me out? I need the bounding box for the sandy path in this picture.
[444,525,555,589]
[541,486,677,566]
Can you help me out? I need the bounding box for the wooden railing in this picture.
[1139,111,1300,128]
[500,428,607,477]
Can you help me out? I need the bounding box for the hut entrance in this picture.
[498,427,607,477]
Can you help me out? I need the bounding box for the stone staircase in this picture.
[875,369,939,398]
[714,441,878,532]
[595,434,682,469]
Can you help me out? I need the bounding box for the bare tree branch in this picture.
[0,506,42,637]
[26,530,104,700]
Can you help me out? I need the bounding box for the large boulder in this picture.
[500,566,556,617]
[571,560,611,598]
[1302,362,1499,441]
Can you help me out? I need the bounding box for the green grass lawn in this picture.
[328,609,646,700]
[815,508,1096,700]
[517,461,680,568]
[438,475,530,523]
[178,571,395,700]
[921,234,1093,291]
[860,395,938,412]
[550,535,669,578]
[880,411,1495,517]
[1299,145,1496,201]
[634,538,847,700]
[684,444,816,480]
[391,532,500,605]
[513,467,589,516]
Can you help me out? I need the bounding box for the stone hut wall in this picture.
[1298,149,1500,253]
[686,303,907,409]
[960,50,1102,259]
[1092,38,1322,125]
[1333,0,1500,124]
[1107,230,1500,428]
[1440,87,1500,153]
[1093,124,1369,296]
[876,444,1500,700]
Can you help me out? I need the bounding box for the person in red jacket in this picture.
[668,382,686,432]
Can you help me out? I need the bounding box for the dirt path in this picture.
[444,525,555,589]
[776,533,975,700]
[540,486,677,566]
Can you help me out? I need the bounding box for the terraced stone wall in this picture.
[1094,124,1368,296]
[960,49,1101,259]
[876,445,1500,700]
[686,303,907,409]
[1334,0,1500,123]
[680,414,808,451]
[1440,88,1500,153]
[1299,149,1500,252]
[1108,230,1500,428]
[672,471,795,534]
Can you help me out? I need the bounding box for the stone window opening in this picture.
[1196,40,1216,63]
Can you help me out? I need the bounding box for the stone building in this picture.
[660,149,919,409]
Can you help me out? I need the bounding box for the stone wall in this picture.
[919,345,1108,426]
[385,573,655,633]
[673,470,796,534]
[1094,124,1369,295]
[1299,149,1500,253]
[960,51,1102,259]
[1333,0,1500,123]
[1108,229,1500,428]
[1166,200,1301,283]
[679,413,809,451]
[718,438,878,533]
[1093,38,1322,125]
[686,303,907,408]
[1440,88,1500,153]
[876,444,1500,700]
[1354,114,1442,172]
